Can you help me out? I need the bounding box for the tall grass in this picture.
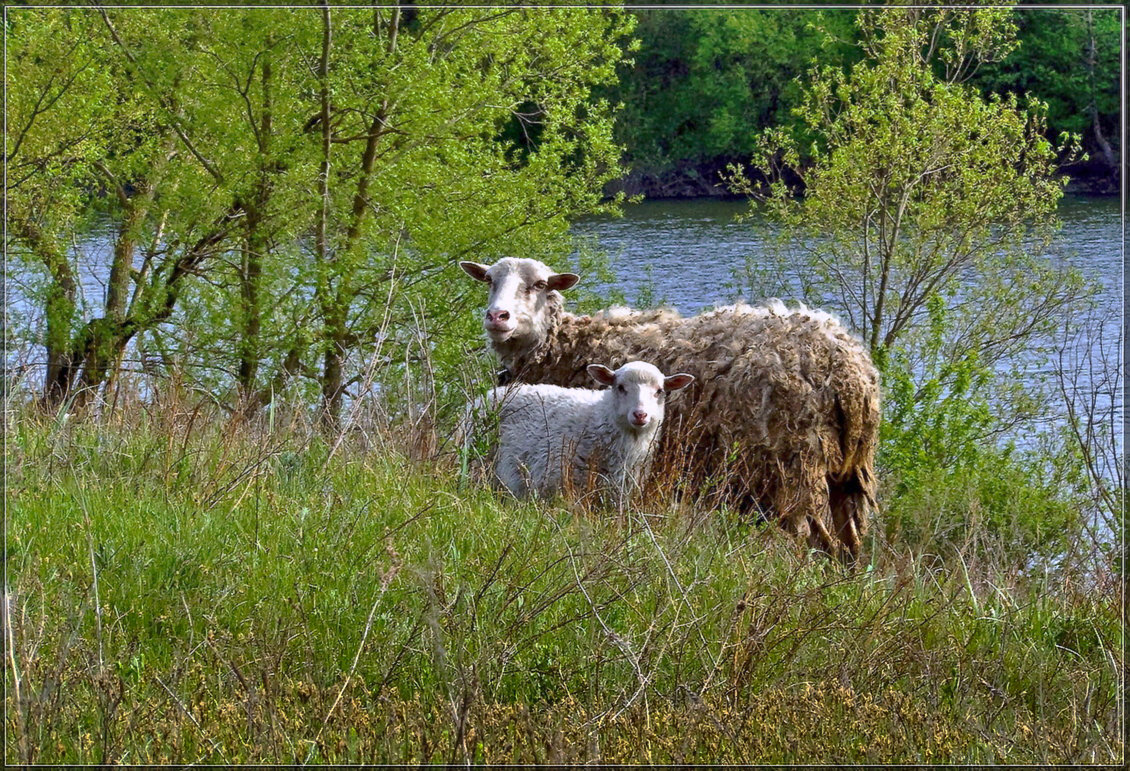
[3,379,1122,764]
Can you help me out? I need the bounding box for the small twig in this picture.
[547,514,649,723]
[154,675,227,762]
[636,511,725,695]
[313,557,401,750]
[3,583,25,761]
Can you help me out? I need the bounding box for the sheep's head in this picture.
[460,258,579,348]
[587,361,694,433]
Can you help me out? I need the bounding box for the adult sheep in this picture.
[459,257,881,562]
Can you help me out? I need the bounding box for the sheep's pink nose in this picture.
[486,310,510,323]
[632,410,648,424]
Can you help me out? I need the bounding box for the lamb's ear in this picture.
[459,261,491,283]
[587,364,616,387]
[546,272,580,292]
[663,373,695,392]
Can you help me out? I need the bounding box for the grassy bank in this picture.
[4,399,1122,764]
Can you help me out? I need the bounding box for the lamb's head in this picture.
[460,258,579,347]
[587,361,695,433]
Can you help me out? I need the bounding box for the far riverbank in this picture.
[607,159,1121,200]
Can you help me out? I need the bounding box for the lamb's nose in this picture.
[632,410,648,423]
[486,310,510,323]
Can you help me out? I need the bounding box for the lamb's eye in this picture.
[533,280,547,291]
[616,384,626,393]
[656,389,664,398]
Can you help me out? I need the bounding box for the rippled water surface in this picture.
[572,194,1122,315]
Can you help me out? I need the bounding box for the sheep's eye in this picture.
[616,384,626,393]
[533,280,547,291]
[656,389,664,398]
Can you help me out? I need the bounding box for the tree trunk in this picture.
[315,7,402,427]
[99,179,153,404]
[72,173,154,410]
[313,5,341,427]
[320,8,401,426]
[322,309,348,424]
[16,218,79,408]
[238,210,265,396]
[238,49,274,403]
[72,319,129,411]
[43,282,80,406]
[1090,112,1117,171]
[1084,10,1117,171]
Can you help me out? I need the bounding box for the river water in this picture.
[572,194,1122,316]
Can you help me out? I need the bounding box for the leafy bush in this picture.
[877,297,1081,566]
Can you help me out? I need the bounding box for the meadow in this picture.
[5,6,1123,764]
[4,385,1121,764]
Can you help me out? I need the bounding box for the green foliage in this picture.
[609,7,1117,188]
[6,7,633,417]
[974,8,1121,170]
[877,297,1081,565]
[612,9,858,169]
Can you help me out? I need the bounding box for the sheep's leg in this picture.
[828,476,866,563]
[774,457,840,560]
[805,513,839,560]
[778,510,837,559]
[735,490,771,524]
[831,465,872,560]
[496,454,534,498]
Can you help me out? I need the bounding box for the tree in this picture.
[610,8,858,190]
[974,7,1120,185]
[5,10,106,406]
[5,6,633,422]
[296,6,631,424]
[730,7,1098,562]
[735,7,1085,367]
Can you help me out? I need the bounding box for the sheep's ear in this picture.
[546,272,580,292]
[459,261,491,283]
[587,364,616,387]
[664,373,695,392]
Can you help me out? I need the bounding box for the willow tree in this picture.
[4,9,232,411]
[6,9,294,410]
[737,7,1084,368]
[6,6,632,420]
[302,6,632,424]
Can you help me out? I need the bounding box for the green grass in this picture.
[4,402,1122,764]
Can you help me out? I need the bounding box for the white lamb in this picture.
[470,361,694,503]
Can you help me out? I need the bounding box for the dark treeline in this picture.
[609,7,1121,197]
